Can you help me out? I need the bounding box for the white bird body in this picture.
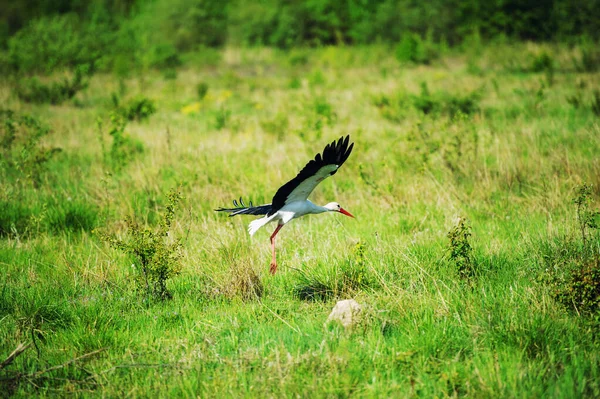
[248,200,336,236]
[216,136,355,274]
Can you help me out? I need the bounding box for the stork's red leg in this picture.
[269,224,283,275]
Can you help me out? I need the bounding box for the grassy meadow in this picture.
[1,43,600,397]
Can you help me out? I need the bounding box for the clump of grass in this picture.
[96,188,183,302]
[225,263,263,301]
[446,217,475,280]
[292,269,334,302]
[16,64,91,105]
[293,242,373,301]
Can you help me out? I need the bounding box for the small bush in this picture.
[592,91,600,117]
[395,33,439,65]
[412,82,438,115]
[0,109,60,186]
[112,96,157,121]
[149,43,181,70]
[97,116,144,172]
[16,64,91,105]
[6,14,107,74]
[97,188,183,301]
[542,184,600,316]
[214,106,231,130]
[552,258,600,315]
[530,51,554,73]
[409,83,481,117]
[196,82,209,99]
[573,41,600,73]
[446,217,475,279]
[573,183,600,247]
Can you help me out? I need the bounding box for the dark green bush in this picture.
[196,82,209,99]
[395,33,440,65]
[6,14,108,74]
[409,83,481,117]
[542,184,600,316]
[16,64,91,105]
[446,217,475,280]
[114,97,157,122]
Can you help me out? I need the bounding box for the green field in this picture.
[1,43,600,397]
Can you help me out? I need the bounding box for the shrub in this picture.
[113,96,157,121]
[530,51,554,73]
[6,13,108,74]
[446,217,475,279]
[409,83,481,117]
[395,32,439,65]
[196,82,209,99]
[592,91,600,117]
[214,107,231,130]
[15,64,91,105]
[0,109,60,186]
[542,184,600,316]
[97,116,144,172]
[573,39,600,73]
[97,188,183,301]
[573,183,600,247]
[552,258,600,315]
[412,82,438,114]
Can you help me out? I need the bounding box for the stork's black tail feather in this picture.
[215,197,272,217]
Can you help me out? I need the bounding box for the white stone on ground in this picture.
[326,299,362,328]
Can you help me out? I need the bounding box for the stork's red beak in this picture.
[339,208,355,218]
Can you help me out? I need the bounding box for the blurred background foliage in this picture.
[1,0,599,75]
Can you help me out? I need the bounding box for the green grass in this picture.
[1,43,600,397]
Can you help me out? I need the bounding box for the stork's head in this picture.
[324,202,355,218]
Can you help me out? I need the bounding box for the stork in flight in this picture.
[216,135,355,274]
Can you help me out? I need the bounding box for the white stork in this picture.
[216,135,355,274]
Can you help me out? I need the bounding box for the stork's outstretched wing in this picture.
[269,135,353,215]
